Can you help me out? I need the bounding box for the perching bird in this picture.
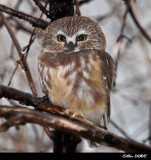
[38,16,115,145]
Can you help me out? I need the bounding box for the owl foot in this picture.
[65,109,85,119]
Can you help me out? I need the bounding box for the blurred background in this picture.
[0,0,151,152]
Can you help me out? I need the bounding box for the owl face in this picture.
[42,16,106,53]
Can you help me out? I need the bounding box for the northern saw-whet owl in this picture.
[38,16,115,139]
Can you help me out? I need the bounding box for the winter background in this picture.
[0,0,151,152]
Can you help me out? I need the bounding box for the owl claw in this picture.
[72,112,85,119]
[65,109,84,119]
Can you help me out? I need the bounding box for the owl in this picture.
[38,16,115,132]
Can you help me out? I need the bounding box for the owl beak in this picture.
[66,41,75,51]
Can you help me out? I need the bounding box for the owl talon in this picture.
[65,109,74,117]
[65,109,84,119]
[71,112,85,119]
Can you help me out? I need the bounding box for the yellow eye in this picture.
[76,34,87,41]
[57,35,66,42]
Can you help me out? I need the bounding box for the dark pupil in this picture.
[60,35,65,41]
[77,34,86,41]
[58,35,65,42]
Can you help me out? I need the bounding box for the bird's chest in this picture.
[39,53,105,110]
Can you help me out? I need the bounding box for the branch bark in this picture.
[0,84,151,152]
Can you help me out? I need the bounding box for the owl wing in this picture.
[98,50,116,90]
[98,50,116,126]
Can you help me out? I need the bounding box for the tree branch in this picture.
[0,84,151,152]
[0,4,48,29]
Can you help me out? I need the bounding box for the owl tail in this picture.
[88,115,108,148]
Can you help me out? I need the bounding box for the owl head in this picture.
[42,16,106,53]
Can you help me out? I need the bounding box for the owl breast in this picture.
[38,50,108,125]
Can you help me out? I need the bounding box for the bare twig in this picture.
[13,18,33,34]
[33,0,50,19]
[0,4,48,29]
[43,127,53,139]
[0,16,33,34]
[23,1,47,59]
[23,28,42,59]
[7,61,19,86]
[0,12,37,96]
[96,2,121,22]
[74,0,81,16]
[0,84,151,152]
[110,119,132,140]
[115,7,129,70]
[124,0,151,44]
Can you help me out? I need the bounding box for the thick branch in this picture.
[0,84,40,108]
[0,4,48,29]
[0,84,151,152]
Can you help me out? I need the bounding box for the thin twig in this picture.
[23,1,48,59]
[7,61,19,86]
[0,12,37,96]
[0,16,33,34]
[44,127,53,139]
[33,0,50,19]
[96,2,121,22]
[23,28,42,59]
[74,0,81,16]
[110,119,132,140]
[115,7,129,69]
[124,0,151,44]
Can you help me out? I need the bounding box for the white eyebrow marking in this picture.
[56,30,66,36]
[76,29,88,36]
